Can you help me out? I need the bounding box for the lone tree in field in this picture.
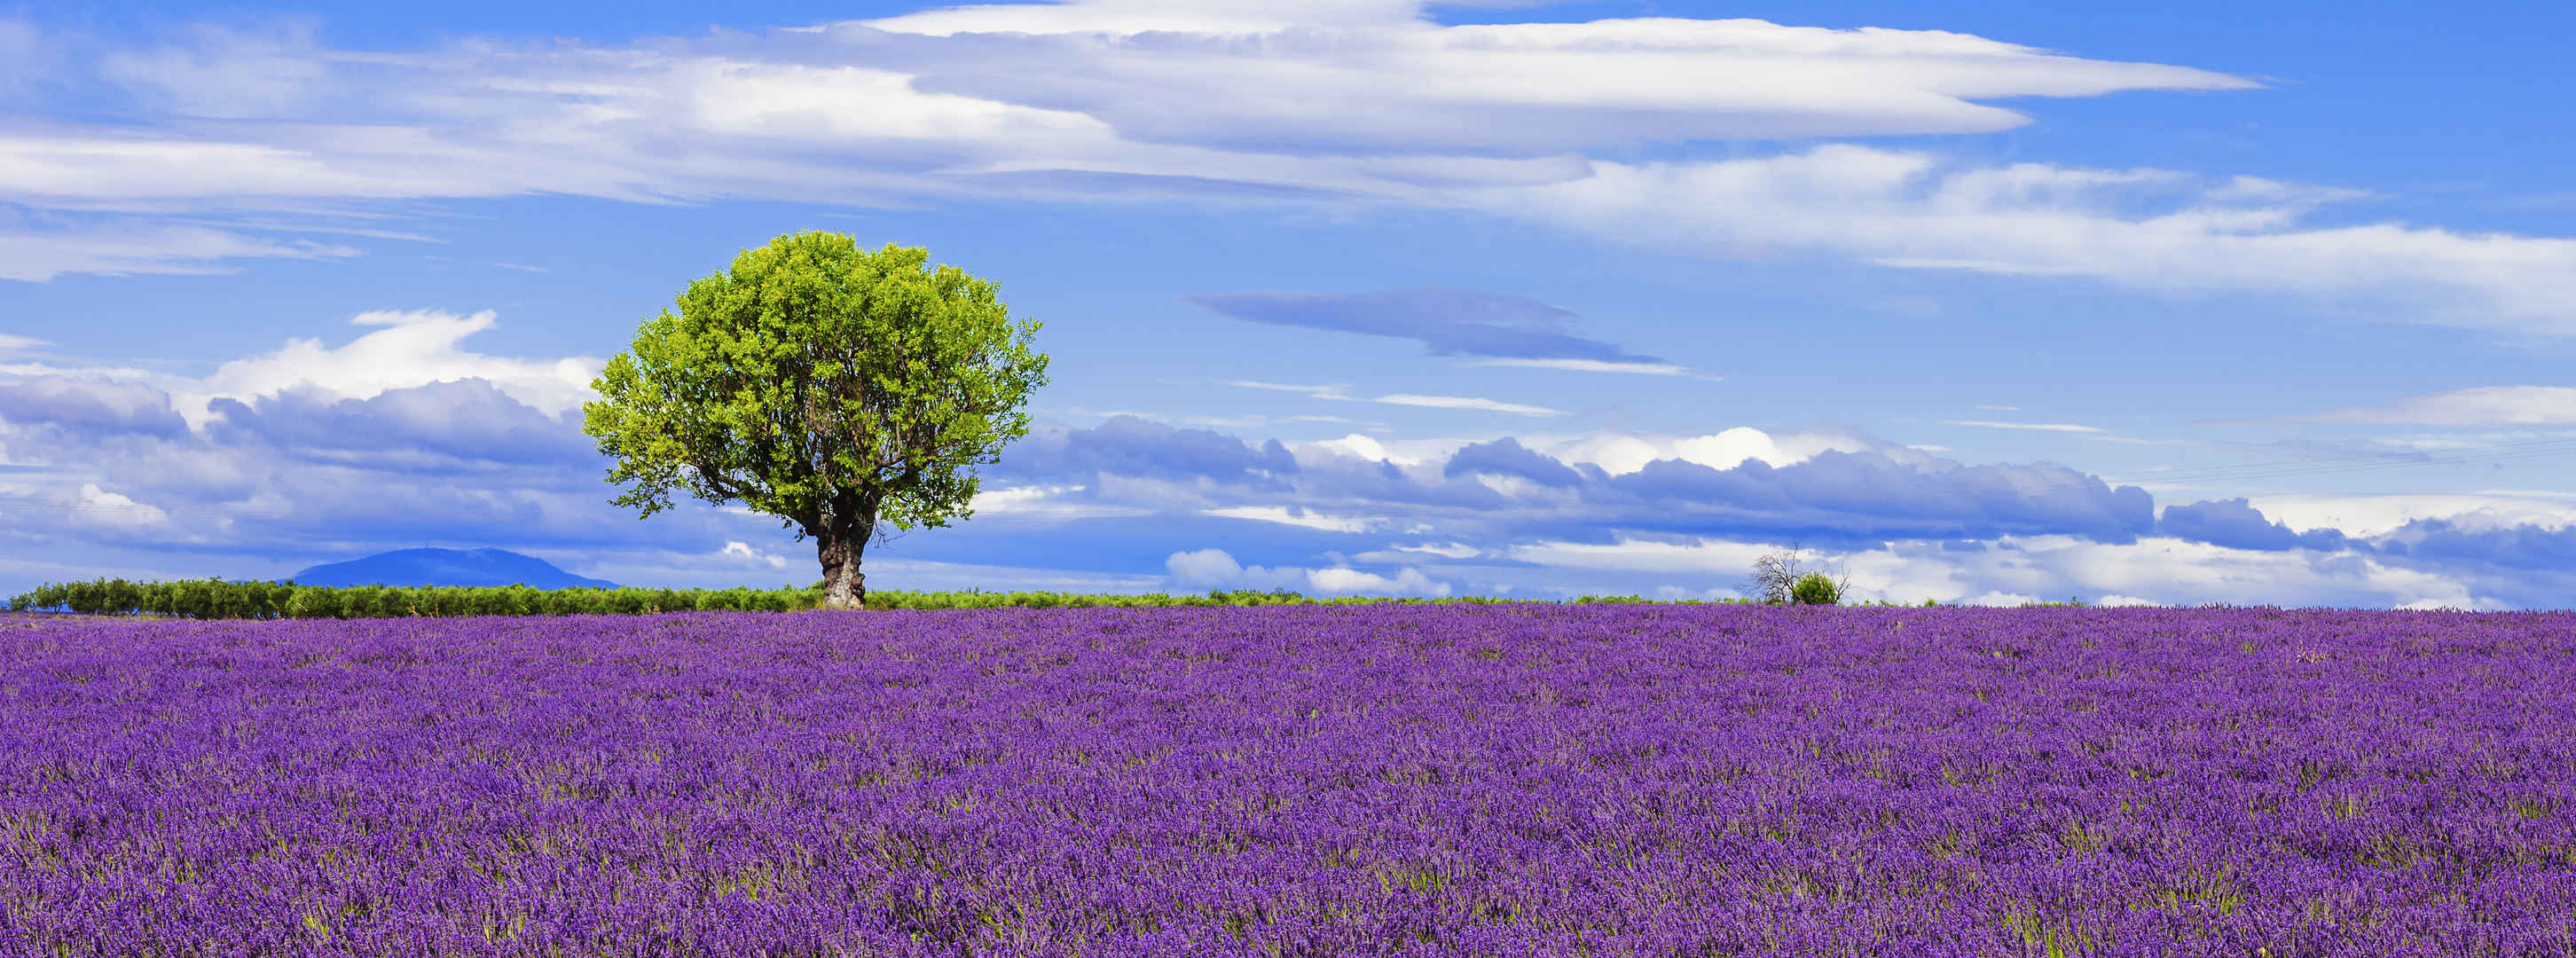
[583,232,1048,609]
[1747,546,1845,605]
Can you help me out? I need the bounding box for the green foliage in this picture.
[1,578,1989,620]
[1790,571,1842,606]
[6,578,1770,619]
[1572,594,1757,605]
[582,232,1050,607]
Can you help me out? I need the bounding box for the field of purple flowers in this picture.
[3,606,2571,956]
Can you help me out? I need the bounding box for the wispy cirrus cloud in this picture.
[1483,150,2576,334]
[1467,358,1699,377]
[0,209,358,281]
[850,1,2252,154]
[2311,385,2576,428]
[1944,420,2107,434]
[7,5,2576,340]
[1225,380,1567,417]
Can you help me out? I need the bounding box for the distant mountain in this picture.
[292,548,617,589]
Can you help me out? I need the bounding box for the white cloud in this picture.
[718,540,790,569]
[1282,425,1871,480]
[1162,546,1248,585]
[1481,146,2576,334]
[852,4,2250,154]
[1537,426,1865,475]
[0,334,47,352]
[1228,381,1343,397]
[1304,433,1402,465]
[1306,565,1447,596]
[2246,492,2576,538]
[2,12,2245,271]
[1224,381,1566,417]
[74,483,169,529]
[1163,546,1449,596]
[1507,538,1782,575]
[2313,386,2576,428]
[1671,427,1843,471]
[1465,358,1696,376]
[3,309,598,430]
[1371,393,1566,416]
[0,214,357,281]
[967,483,1151,522]
[7,7,2571,337]
[1491,532,2496,609]
[1944,420,2106,434]
[1392,541,1478,559]
[1201,505,1373,533]
[187,310,601,422]
[857,1,1410,37]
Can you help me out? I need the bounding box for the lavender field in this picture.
[4,606,2572,956]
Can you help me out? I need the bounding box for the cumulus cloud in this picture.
[2246,491,2576,538]
[0,376,190,438]
[1533,427,1863,475]
[6,298,2576,607]
[718,540,790,569]
[204,380,588,467]
[1185,287,1662,364]
[994,416,1299,487]
[195,310,602,419]
[72,483,170,530]
[995,414,2159,547]
[1595,452,2157,546]
[1444,437,1591,489]
[0,309,601,437]
[1513,533,2491,609]
[9,359,2576,607]
[0,347,685,588]
[2157,498,2352,552]
[2376,519,2576,572]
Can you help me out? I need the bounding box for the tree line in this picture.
[3,578,1781,620]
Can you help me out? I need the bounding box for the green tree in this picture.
[1789,571,1842,606]
[583,232,1049,609]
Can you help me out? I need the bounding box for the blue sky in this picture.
[4,0,2575,607]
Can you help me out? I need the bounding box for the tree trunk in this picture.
[816,521,868,610]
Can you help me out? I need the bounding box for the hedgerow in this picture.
[3,577,1771,619]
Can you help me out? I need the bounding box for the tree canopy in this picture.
[582,232,1048,609]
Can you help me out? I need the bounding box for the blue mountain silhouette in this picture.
[292,548,617,589]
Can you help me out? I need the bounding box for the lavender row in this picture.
[2,606,2571,955]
